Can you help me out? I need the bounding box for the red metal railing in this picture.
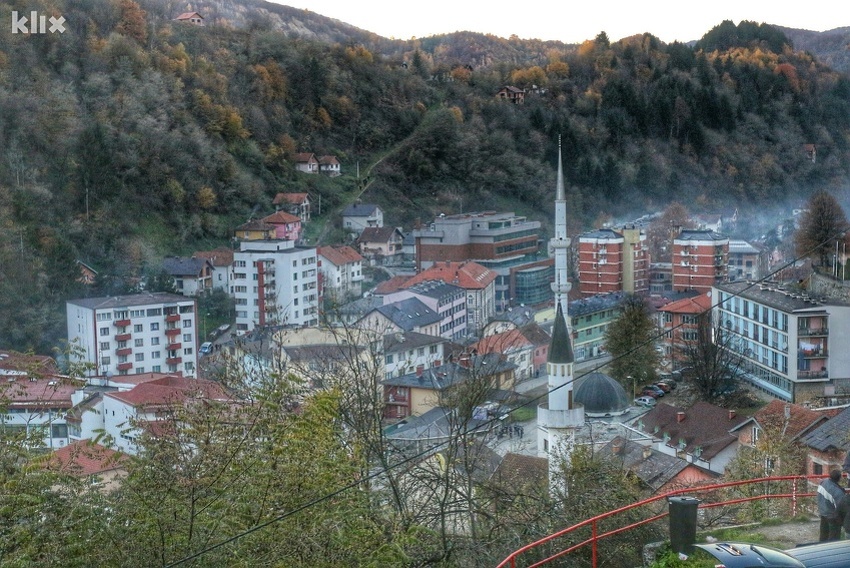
[497,475,823,568]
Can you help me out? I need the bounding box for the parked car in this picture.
[784,539,850,568]
[693,542,805,568]
[657,378,677,389]
[653,382,672,393]
[641,388,661,398]
[200,341,214,355]
[642,385,665,397]
[633,396,656,407]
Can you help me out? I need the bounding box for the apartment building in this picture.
[656,293,712,371]
[713,282,850,403]
[66,293,199,377]
[232,240,319,333]
[672,229,729,293]
[413,211,550,310]
[577,227,649,297]
[384,280,468,341]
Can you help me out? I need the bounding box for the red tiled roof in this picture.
[105,376,231,409]
[374,275,412,295]
[273,192,309,205]
[472,329,532,354]
[193,247,234,268]
[0,351,58,374]
[45,440,126,476]
[749,399,828,440]
[658,293,712,314]
[403,261,496,290]
[318,155,339,165]
[318,245,363,266]
[640,401,746,460]
[262,211,301,225]
[294,153,316,163]
[1,375,82,409]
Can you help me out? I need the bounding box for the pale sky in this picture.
[270,0,846,44]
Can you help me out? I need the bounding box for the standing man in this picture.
[817,469,845,541]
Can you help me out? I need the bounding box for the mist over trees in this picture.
[1,5,850,352]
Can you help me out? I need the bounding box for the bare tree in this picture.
[683,312,744,399]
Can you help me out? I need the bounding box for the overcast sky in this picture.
[270,0,847,44]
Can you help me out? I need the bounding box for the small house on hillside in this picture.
[294,153,319,173]
[343,203,384,234]
[495,86,525,104]
[174,11,203,25]
[162,256,214,296]
[272,192,311,223]
[318,155,341,176]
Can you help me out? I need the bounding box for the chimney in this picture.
[677,411,686,423]
[728,409,736,420]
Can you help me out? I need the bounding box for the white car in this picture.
[200,341,213,355]
[634,396,656,407]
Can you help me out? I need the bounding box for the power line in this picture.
[165,230,842,567]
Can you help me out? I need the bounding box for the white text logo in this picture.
[11,11,66,34]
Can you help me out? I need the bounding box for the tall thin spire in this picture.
[551,136,571,318]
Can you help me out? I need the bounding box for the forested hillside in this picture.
[1,0,849,354]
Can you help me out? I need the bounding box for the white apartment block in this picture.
[714,282,850,403]
[232,240,319,333]
[66,293,199,378]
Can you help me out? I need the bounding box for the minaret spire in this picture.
[550,136,571,318]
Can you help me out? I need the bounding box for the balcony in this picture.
[116,347,132,356]
[165,328,181,336]
[113,319,131,327]
[115,333,131,342]
[166,342,182,351]
[165,314,180,323]
[117,362,133,371]
[798,369,828,379]
[166,356,182,365]
[798,327,829,337]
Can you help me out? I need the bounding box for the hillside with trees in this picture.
[1,1,850,353]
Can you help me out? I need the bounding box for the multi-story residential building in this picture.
[471,328,535,380]
[193,247,234,292]
[672,229,729,293]
[384,280,468,341]
[231,240,319,333]
[66,293,200,378]
[656,293,712,371]
[569,292,626,362]
[382,353,517,419]
[400,261,497,335]
[728,240,762,282]
[713,282,850,402]
[0,355,81,449]
[649,262,673,294]
[577,227,648,297]
[317,245,364,304]
[412,211,550,311]
[383,331,447,381]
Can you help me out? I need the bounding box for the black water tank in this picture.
[668,496,701,555]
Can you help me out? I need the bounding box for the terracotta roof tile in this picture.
[45,440,126,476]
[318,245,364,266]
[262,211,301,225]
[402,261,496,290]
[273,192,309,205]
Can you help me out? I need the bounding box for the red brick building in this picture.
[672,229,729,293]
[577,227,648,297]
[656,292,711,371]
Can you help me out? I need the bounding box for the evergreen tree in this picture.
[794,190,850,267]
[604,295,660,388]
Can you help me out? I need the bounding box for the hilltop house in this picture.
[174,11,203,25]
[356,226,404,262]
[162,256,214,296]
[192,247,234,292]
[272,192,311,223]
[495,86,525,104]
[318,155,341,176]
[317,245,364,303]
[294,153,319,173]
[261,210,302,242]
[343,203,384,234]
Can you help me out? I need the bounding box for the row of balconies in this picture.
[798,327,829,337]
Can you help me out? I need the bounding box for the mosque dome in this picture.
[573,372,630,417]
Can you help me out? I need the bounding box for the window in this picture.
[147,308,162,316]
[183,319,192,328]
[183,348,193,355]
[152,365,161,372]
[152,351,160,359]
[134,324,143,333]
[183,334,192,342]
[136,367,145,373]
[100,327,109,336]
[101,357,111,366]
[385,354,394,364]
[752,426,761,444]
[814,463,823,475]
[130,309,144,317]
[100,342,110,351]
[135,353,144,362]
[150,322,159,331]
[134,338,144,347]
[151,337,160,346]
